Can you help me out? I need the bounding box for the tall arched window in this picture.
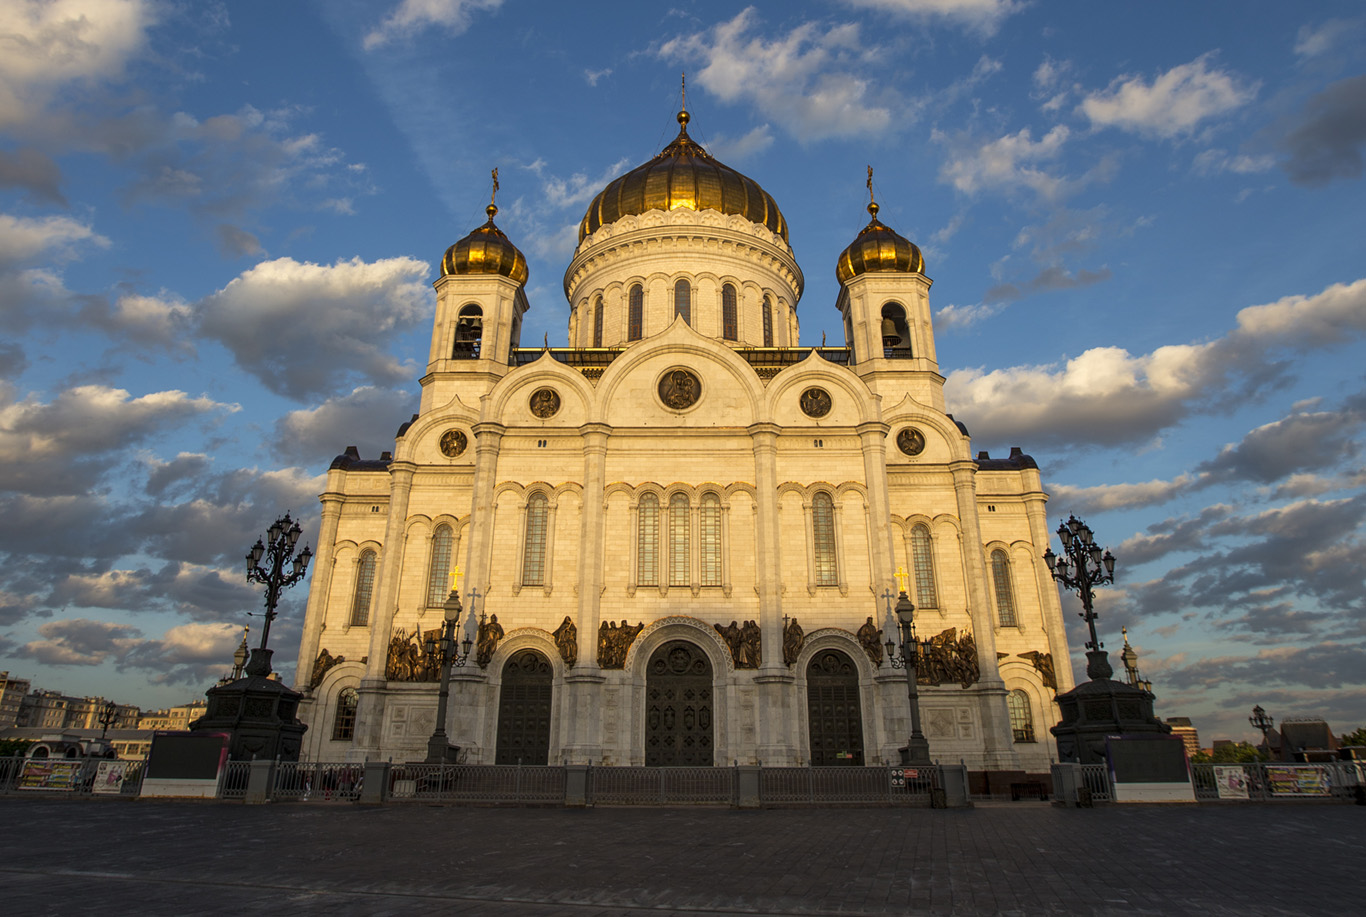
[882,302,912,357]
[332,687,358,741]
[592,295,604,347]
[1008,690,1034,742]
[628,284,644,341]
[350,550,376,626]
[454,304,482,358]
[762,294,774,346]
[669,493,690,586]
[674,279,691,325]
[910,524,937,608]
[721,283,737,340]
[991,549,1017,627]
[812,493,838,586]
[637,493,659,586]
[522,493,549,586]
[700,492,721,586]
[426,524,453,606]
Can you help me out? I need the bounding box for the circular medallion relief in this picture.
[529,388,561,418]
[438,429,468,458]
[896,427,926,456]
[657,368,702,411]
[800,387,832,418]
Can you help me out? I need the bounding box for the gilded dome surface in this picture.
[578,111,788,243]
[442,204,529,285]
[835,202,924,285]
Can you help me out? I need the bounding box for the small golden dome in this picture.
[441,204,529,285]
[835,201,925,285]
[579,110,788,243]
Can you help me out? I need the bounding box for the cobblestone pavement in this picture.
[1,798,1360,916]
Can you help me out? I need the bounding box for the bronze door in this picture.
[645,640,714,767]
[807,650,864,766]
[495,650,553,765]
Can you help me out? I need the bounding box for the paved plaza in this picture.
[1,798,1359,915]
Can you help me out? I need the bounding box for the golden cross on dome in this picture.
[449,565,464,591]
[681,71,686,111]
[867,165,875,204]
[895,566,909,593]
[490,168,499,206]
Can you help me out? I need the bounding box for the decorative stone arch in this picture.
[833,481,869,505]
[985,540,1021,630]
[483,351,597,422]
[391,404,480,463]
[723,482,757,502]
[502,483,568,596]
[484,628,567,684]
[309,661,366,755]
[794,628,877,683]
[764,357,881,427]
[793,629,876,766]
[623,615,735,679]
[999,662,1049,745]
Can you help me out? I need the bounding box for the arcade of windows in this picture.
[578,281,783,345]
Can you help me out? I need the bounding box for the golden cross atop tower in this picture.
[449,565,463,592]
[867,165,875,204]
[894,566,909,593]
[490,168,499,205]
[681,71,686,112]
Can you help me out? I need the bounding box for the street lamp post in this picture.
[424,575,475,764]
[884,568,931,767]
[1042,515,1116,681]
[244,512,313,677]
[97,700,118,739]
[1249,705,1275,758]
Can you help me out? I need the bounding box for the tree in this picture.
[0,738,33,757]
[1340,726,1366,747]
[1209,741,1266,763]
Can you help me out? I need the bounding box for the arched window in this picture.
[721,283,737,340]
[991,549,1017,627]
[637,493,659,586]
[669,493,689,586]
[812,493,838,586]
[674,279,691,325]
[592,295,604,347]
[882,302,911,357]
[454,304,482,358]
[762,294,774,346]
[628,284,644,341]
[522,493,549,586]
[700,492,721,586]
[350,550,376,626]
[910,524,937,608]
[332,687,359,741]
[1008,690,1034,742]
[426,524,453,607]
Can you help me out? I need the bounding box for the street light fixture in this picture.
[244,511,312,677]
[97,700,118,739]
[425,581,476,764]
[1249,705,1275,757]
[1043,514,1116,681]
[883,569,931,767]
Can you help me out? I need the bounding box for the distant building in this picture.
[1164,717,1199,758]
[137,702,207,731]
[0,672,30,728]
[1262,718,1339,762]
[17,691,139,730]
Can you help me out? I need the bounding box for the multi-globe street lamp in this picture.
[1043,515,1116,681]
[244,512,312,677]
[1249,704,1275,757]
[884,569,931,767]
[424,578,475,763]
[97,699,118,739]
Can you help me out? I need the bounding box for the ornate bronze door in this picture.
[645,640,714,767]
[806,650,864,766]
[495,650,553,765]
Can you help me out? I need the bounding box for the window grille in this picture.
[674,279,691,325]
[762,295,773,346]
[426,524,453,606]
[522,493,549,586]
[812,493,838,586]
[721,283,737,340]
[628,284,643,340]
[332,687,358,740]
[1008,690,1035,742]
[911,524,937,608]
[592,295,603,347]
[700,493,721,586]
[669,493,689,586]
[350,550,376,626]
[637,493,659,586]
[992,549,1017,627]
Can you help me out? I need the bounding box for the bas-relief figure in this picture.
[476,614,505,668]
[782,617,804,666]
[856,616,883,667]
[714,620,761,669]
[597,620,644,669]
[553,615,577,667]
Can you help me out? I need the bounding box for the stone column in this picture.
[1023,490,1074,694]
[293,491,343,692]
[464,422,507,599]
[564,422,611,763]
[857,422,897,640]
[749,422,794,764]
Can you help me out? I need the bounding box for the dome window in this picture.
[721,284,738,341]
[628,284,644,341]
[674,279,691,326]
[454,304,483,358]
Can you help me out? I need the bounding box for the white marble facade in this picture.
[294,115,1073,772]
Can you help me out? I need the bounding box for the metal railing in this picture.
[387,764,566,804]
[274,762,366,801]
[760,765,938,806]
[1192,762,1361,801]
[0,756,146,796]
[1079,763,1113,802]
[218,760,251,799]
[590,766,738,806]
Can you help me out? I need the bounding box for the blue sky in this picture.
[1,0,1363,742]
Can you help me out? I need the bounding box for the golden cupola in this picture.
[835,201,924,285]
[578,110,788,243]
[441,203,529,285]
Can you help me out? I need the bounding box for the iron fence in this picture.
[387,763,566,804]
[217,760,251,799]
[1192,762,1361,801]
[759,765,938,806]
[589,765,737,805]
[274,762,365,801]
[0,755,146,796]
[1079,763,1113,802]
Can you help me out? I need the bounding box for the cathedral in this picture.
[293,107,1074,773]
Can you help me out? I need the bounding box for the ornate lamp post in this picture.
[884,567,931,767]
[1250,705,1275,757]
[424,572,475,764]
[1042,515,1115,680]
[244,512,313,677]
[97,700,118,739]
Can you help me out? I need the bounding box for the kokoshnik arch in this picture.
[293,107,1073,772]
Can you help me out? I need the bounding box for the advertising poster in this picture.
[1266,765,1331,796]
[92,761,129,795]
[18,760,83,790]
[1213,766,1249,799]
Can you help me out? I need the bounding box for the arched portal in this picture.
[494,649,553,765]
[806,649,864,766]
[645,640,714,766]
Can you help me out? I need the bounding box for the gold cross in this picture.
[681,71,686,111]
[894,566,908,593]
[449,565,463,591]
[490,168,499,206]
[867,165,875,204]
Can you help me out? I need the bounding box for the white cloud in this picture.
[660,9,895,141]
[538,157,632,210]
[107,292,193,347]
[1192,148,1276,176]
[196,256,432,400]
[584,68,612,87]
[19,617,141,666]
[707,124,775,161]
[364,0,503,50]
[274,386,418,464]
[0,0,153,128]
[0,212,108,265]
[1079,54,1258,139]
[936,125,1071,199]
[841,0,1021,35]
[1051,476,1197,513]
[1293,19,1357,59]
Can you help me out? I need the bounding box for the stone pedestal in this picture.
[1050,653,1169,765]
[190,648,308,761]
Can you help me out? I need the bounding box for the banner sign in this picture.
[1213,766,1249,799]
[92,760,129,795]
[1266,765,1331,796]
[18,760,83,790]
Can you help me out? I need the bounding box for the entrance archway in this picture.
[806,649,864,766]
[494,649,553,765]
[645,640,714,766]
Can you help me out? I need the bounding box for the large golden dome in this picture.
[578,111,788,243]
[441,204,528,285]
[836,202,924,285]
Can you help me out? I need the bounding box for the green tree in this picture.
[0,738,33,757]
[1340,726,1366,747]
[1209,741,1266,763]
